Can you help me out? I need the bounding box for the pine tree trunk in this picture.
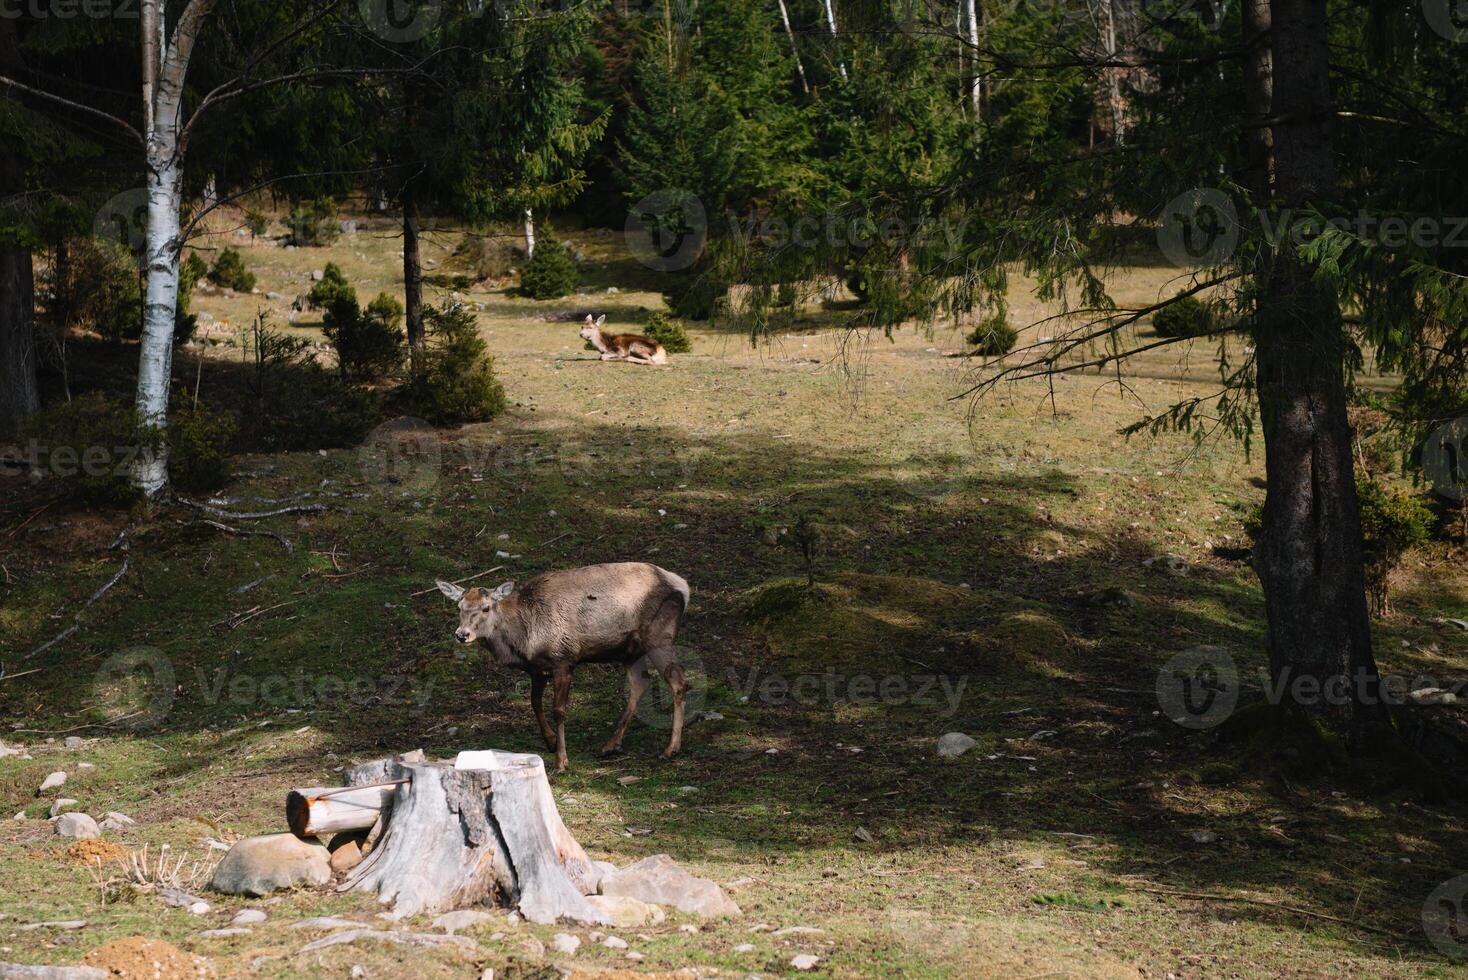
[0,239,39,437]
[1250,0,1388,740]
[403,189,424,377]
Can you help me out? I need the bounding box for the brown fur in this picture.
[438,562,690,771]
[579,315,669,365]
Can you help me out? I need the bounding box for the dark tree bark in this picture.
[0,238,40,437]
[403,188,424,377]
[1249,0,1388,740]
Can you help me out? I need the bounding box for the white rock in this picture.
[734,943,755,953]
[211,833,331,896]
[39,771,67,792]
[49,798,80,818]
[98,812,135,832]
[625,952,643,961]
[188,901,211,915]
[54,812,100,839]
[199,927,251,938]
[773,926,824,937]
[551,932,580,955]
[585,894,665,928]
[601,935,628,949]
[291,917,363,931]
[678,923,698,934]
[63,736,85,749]
[791,954,820,970]
[432,909,496,934]
[936,732,976,758]
[232,909,268,926]
[597,854,740,918]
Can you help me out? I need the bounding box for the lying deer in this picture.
[579,314,669,365]
[437,562,690,772]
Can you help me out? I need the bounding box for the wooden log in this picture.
[285,782,402,837]
[338,750,609,925]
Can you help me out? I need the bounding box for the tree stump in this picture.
[337,750,610,925]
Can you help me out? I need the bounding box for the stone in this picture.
[584,894,666,928]
[97,812,134,833]
[290,917,362,931]
[733,943,755,953]
[311,269,324,281]
[63,737,85,750]
[678,923,698,934]
[1143,554,1189,576]
[54,813,100,839]
[0,963,108,978]
[551,932,581,955]
[936,732,976,758]
[231,909,267,926]
[1406,687,1458,706]
[431,909,496,934]
[199,928,252,938]
[48,799,80,818]
[329,840,363,873]
[39,771,66,792]
[0,743,23,759]
[791,954,820,970]
[600,935,628,949]
[210,833,331,896]
[598,854,740,918]
[772,926,824,937]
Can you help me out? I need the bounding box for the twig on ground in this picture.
[4,501,53,537]
[24,531,132,661]
[176,497,344,520]
[409,565,506,597]
[1133,886,1398,937]
[183,518,295,556]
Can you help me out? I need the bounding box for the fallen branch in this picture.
[176,497,344,520]
[183,519,295,556]
[24,534,132,661]
[1133,886,1398,937]
[409,566,504,598]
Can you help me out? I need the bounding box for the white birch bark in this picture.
[523,207,536,259]
[821,0,847,81]
[965,0,981,114]
[776,0,809,94]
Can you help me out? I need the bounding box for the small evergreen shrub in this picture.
[643,311,692,353]
[63,238,143,342]
[412,304,507,424]
[454,233,517,281]
[519,239,578,299]
[286,196,340,246]
[307,262,353,310]
[1152,294,1216,339]
[21,393,150,505]
[168,401,237,493]
[323,291,404,382]
[244,210,269,240]
[966,315,1019,356]
[777,281,799,308]
[208,247,256,293]
[663,272,727,321]
[240,364,383,452]
[1356,479,1432,616]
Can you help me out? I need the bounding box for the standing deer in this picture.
[579,314,669,365]
[437,562,690,772]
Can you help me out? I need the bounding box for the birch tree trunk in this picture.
[1099,0,1126,146]
[822,0,847,81]
[965,0,981,115]
[133,0,212,499]
[523,207,536,259]
[776,0,809,94]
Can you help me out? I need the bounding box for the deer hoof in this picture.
[658,747,680,760]
[597,744,625,758]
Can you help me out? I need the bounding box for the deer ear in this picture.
[594,314,606,327]
[491,581,515,601]
[584,314,595,325]
[437,580,465,602]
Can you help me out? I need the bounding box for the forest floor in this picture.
[2,214,1468,978]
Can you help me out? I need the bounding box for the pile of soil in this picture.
[64,838,130,865]
[83,937,213,979]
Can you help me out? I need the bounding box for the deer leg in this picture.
[646,647,687,759]
[530,673,556,750]
[600,352,622,361]
[600,662,654,756]
[551,668,573,773]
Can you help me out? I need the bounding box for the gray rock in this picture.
[53,813,99,839]
[199,928,252,938]
[431,909,495,934]
[231,909,267,926]
[791,954,820,970]
[600,935,628,949]
[38,771,66,792]
[551,932,581,955]
[311,269,324,281]
[290,916,362,931]
[1143,554,1189,576]
[0,963,108,979]
[97,812,134,833]
[0,743,23,759]
[48,799,79,818]
[598,854,740,918]
[936,732,976,758]
[63,737,85,750]
[210,833,331,896]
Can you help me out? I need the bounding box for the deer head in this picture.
[437,580,514,644]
